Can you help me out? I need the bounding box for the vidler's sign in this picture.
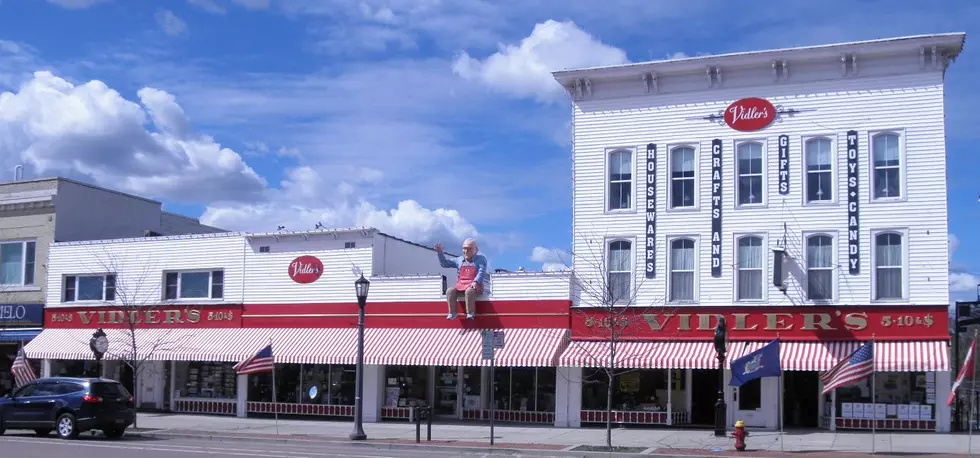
[724,98,776,132]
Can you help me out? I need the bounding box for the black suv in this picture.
[0,377,135,439]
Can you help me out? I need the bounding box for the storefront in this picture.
[0,303,43,396]
[556,306,951,432]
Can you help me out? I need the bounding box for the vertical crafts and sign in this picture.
[777,134,790,195]
[846,130,860,275]
[711,139,723,278]
[645,143,657,279]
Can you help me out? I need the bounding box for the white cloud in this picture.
[452,20,629,103]
[530,246,571,272]
[156,10,189,37]
[950,233,960,260]
[231,0,270,10]
[46,0,110,9]
[951,272,980,293]
[188,0,226,14]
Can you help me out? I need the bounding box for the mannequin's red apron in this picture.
[454,264,484,292]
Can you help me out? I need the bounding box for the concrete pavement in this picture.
[131,413,980,456]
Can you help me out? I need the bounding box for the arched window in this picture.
[669,238,695,302]
[874,232,903,299]
[805,138,833,203]
[607,240,632,305]
[872,133,901,199]
[736,236,763,300]
[806,235,834,300]
[736,142,764,205]
[608,151,633,210]
[670,147,696,208]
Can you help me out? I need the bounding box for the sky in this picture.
[0,0,978,304]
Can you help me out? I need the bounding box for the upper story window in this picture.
[344,242,356,249]
[670,147,696,208]
[874,232,904,300]
[736,142,764,206]
[872,133,901,199]
[606,240,632,305]
[165,270,224,300]
[669,238,695,302]
[0,240,36,286]
[63,274,116,302]
[805,138,833,203]
[736,236,763,301]
[607,150,633,211]
[806,235,834,301]
[258,246,270,253]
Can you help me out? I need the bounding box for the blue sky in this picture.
[0,0,977,302]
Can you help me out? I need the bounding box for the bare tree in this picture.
[550,229,675,449]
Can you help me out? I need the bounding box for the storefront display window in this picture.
[248,364,355,404]
[384,365,429,408]
[175,361,237,399]
[835,371,936,421]
[48,359,98,378]
[1,347,43,396]
[462,367,481,410]
[492,367,555,412]
[582,369,669,411]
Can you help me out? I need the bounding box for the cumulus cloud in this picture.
[46,0,110,9]
[453,20,628,103]
[530,246,571,272]
[187,0,226,14]
[231,0,270,10]
[156,10,189,37]
[950,233,979,293]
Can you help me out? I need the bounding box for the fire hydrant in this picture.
[733,420,748,451]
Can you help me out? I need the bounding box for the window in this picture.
[0,240,36,286]
[164,270,224,300]
[344,242,356,249]
[258,246,270,253]
[874,232,904,299]
[805,138,833,202]
[806,235,834,301]
[736,236,763,300]
[670,147,696,208]
[63,275,116,302]
[607,240,632,305]
[872,133,901,199]
[669,238,695,302]
[736,142,764,205]
[608,150,633,211]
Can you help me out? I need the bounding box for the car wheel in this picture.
[103,428,125,439]
[34,428,52,436]
[56,413,79,440]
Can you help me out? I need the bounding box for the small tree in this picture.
[548,230,675,449]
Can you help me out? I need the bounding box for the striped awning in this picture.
[558,340,718,369]
[728,340,949,372]
[24,328,273,362]
[365,328,568,367]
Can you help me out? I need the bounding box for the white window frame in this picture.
[867,130,907,202]
[733,139,768,208]
[870,228,909,302]
[604,237,635,306]
[667,144,699,211]
[666,235,699,304]
[164,270,225,301]
[733,233,767,303]
[605,148,636,214]
[800,135,837,206]
[63,274,116,302]
[803,231,838,303]
[0,239,37,288]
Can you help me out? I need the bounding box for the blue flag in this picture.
[729,339,781,387]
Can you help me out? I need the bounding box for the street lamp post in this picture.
[713,317,728,437]
[349,275,370,441]
[89,328,108,377]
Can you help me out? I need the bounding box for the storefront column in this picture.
[169,361,177,413]
[236,374,247,418]
[364,365,383,422]
[830,389,837,431]
[41,359,51,378]
[936,370,952,432]
[554,366,582,428]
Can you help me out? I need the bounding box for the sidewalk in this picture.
[133,413,980,456]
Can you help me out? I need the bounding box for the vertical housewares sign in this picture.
[645,143,657,279]
[777,135,790,195]
[711,139,723,278]
[846,130,860,275]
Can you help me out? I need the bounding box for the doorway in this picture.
[734,377,765,427]
[783,371,819,428]
[691,369,720,425]
[433,366,459,418]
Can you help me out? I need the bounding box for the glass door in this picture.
[434,366,459,417]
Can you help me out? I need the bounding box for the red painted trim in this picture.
[45,304,243,329]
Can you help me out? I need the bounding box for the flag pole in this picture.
[871,335,876,455]
[271,338,279,435]
[971,328,978,457]
[777,335,783,452]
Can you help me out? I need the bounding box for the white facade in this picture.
[556,34,964,308]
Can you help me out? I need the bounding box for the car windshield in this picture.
[90,382,130,399]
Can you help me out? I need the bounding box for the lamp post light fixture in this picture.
[349,274,370,441]
[713,317,728,437]
[89,328,109,378]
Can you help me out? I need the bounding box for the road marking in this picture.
[0,437,417,458]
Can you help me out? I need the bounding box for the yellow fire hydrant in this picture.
[733,420,748,451]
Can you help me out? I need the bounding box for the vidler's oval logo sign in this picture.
[289,255,324,284]
[724,98,776,132]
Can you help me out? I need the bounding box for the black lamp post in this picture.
[713,317,728,437]
[349,274,370,441]
[89,328,108,378]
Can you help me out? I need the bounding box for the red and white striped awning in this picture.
[558,340,718,369]
[365,328,567,367]
[24,328,271,362]
[729,340,949,372]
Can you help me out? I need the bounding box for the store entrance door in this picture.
[733,377,766,427]
[783,371,820,428]
[691,369,719,425]
[434,366,459,418]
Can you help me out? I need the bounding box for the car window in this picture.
[55,382,85,395]
[34,382,59,397]
[13,384,36,398]
[91,382,130,399]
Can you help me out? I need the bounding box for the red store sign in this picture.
[289,255,323,284]
[46,305,243,329]
[724,97,776,132]
[571,306,948,342]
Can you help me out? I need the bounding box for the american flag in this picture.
[948,339,976,406]
[233,344,274,375]
[11,348,37,388]
[820,341,874,395]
